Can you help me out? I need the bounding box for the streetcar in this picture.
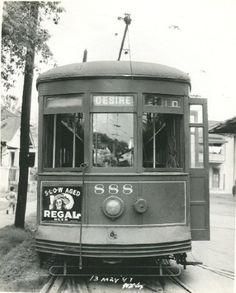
[35,61,209,270]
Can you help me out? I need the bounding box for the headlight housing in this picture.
[102,196,125,219]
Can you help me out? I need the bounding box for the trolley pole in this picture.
[15,2,39,228]
[117,14,131,61]
[82,49,88,62]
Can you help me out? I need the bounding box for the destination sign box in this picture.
[46,96,83,109]
[144,95,181,108]
[93,95,134,106]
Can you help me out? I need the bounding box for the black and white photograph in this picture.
[0,0,235,292]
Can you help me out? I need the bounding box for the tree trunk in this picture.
[15,3,39,228]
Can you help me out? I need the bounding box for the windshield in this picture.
[92,113,134,167]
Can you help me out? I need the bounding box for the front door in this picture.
[189,98,210,240]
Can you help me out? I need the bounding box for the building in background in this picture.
[0,108,37,194]
[209,117,236,195]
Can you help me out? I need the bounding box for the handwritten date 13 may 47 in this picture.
[89,275,144,290]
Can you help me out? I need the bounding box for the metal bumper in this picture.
[35,239,191,258]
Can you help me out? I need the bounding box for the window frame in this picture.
[142,94,184,172]
[40,92,186,173]
[190,126,204,168]
[189,100,208,169]
[42,94,86,172]
[89,93,137,173]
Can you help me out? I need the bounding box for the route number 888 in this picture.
[94,184,133,195]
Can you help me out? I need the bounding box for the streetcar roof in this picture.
[37,61,190,86]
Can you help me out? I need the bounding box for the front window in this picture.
[44,113,84,168]
[92,113,134,167]
[142,113,182,168]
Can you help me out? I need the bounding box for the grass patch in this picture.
[0,226,31,256]
[0,214,48,291]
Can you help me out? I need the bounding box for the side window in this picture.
[190,104,203,123]
[190,127,204,168]
[142,113,182,168]
[189,104,204,168]
[44,113,84,168]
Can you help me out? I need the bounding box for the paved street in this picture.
[191,193,235,272]
[0,198,36,229]
[179,193,235,293]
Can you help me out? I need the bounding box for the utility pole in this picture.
[15,2,39,228]
[117,13,131,61]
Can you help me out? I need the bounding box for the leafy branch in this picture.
[1,1,65,91]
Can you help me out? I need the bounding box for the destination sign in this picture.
[46,96,83,109]
[93,95,134,106]
[144,95,181,108]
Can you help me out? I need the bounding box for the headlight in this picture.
[102,196,124,219]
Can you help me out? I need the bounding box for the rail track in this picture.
[40,275,196,293]
[40,266,233,292]
[40,268,235,293]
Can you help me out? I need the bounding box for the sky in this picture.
[4,0,236,122]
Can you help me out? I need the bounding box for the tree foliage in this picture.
[1,94,18,112]
[1,1,65,90]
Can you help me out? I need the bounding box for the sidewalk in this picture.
[0,200,37,229]
[192,193,235,272]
